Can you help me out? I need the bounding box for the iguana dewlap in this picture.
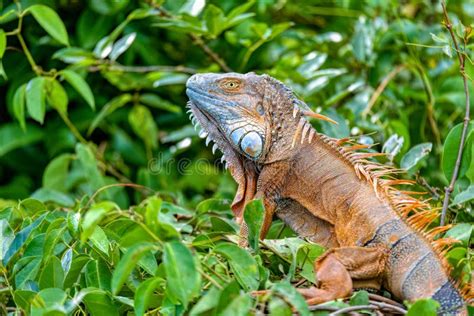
[185,72,472,315]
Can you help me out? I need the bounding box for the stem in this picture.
[190,34,232,72]
[362,64,405,117]
[89,63,197,74]
[155,6,232,72]
[440,1,471,226]
[58,111,87,144]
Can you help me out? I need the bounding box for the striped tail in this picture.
[367,218,466,315]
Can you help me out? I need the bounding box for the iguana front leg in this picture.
[299,246,388,305]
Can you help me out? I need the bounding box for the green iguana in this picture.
[185,72,472,315]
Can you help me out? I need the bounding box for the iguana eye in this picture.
[256,103,264,116]
[220,79,241,91]
[240,132,262,159]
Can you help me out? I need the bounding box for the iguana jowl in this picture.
[185,72,472,314]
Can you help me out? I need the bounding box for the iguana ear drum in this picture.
[240,131,262,159]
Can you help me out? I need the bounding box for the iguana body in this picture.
[186,72,472,315]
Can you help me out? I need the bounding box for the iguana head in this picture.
[186,72,332,218]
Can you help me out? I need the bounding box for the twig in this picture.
[367,293,405,309]
[89,63,197,74]
[154,6,232,72]
[440,0,471,226]
[370,301,407,314]
[416,174,441,200]
[190,34,232,72]
[362,64,405,117]
[329,305,376,315]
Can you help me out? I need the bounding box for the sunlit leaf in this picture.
[26,77,47,124]
[28,5,69,46]
[163,241,201,306]
[61,70,95,110]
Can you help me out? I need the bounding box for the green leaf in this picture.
[0,29,6,58]
[61,70,95,110]
[13,84,27,130]
[110,32,136,61]
[83,290,119,316]
[46,78,68,115]
[139,93,181,113]
[89,226,110,255]
[0,123,43,157]
[189,286,221,315]
[64,255,90,288]
[4,214,46,265]
[26,77,47,124]
[452,185,474,205]
[243,199,264,251]
[88,94,132,135]
[134,277,164,316]
[442,122,474,181]
[14,256,42,289]
[272,281,309,316]
[28,5,69,46]
[214,243,259,291]
[81,201,118,243]
[76,143,109,197]
[219,293,252,316]
[163,240,201,306]
[30,288,67,314]
[204,5,226,38]
[53,47,96,64]
[400,142,432,171]
[407,298,439,316]
[349,290,369,306]
[14,290,36,311]
[42,153,74,191]
[128,104,158,149]
[85,259,112,291]
[111,242,157,295]
[39,256,64,289]
[444,223,472,246]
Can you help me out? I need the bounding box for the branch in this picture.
[154,6,232,72]
[440,0,471,226]
[362,64,405,117]
[89,63,197,74]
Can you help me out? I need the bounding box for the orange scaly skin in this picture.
[186,72,472,315]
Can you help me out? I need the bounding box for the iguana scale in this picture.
[185,72,472,315]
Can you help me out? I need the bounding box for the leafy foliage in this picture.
[0,0,473,315]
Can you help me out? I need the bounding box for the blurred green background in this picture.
[0,0,473,315]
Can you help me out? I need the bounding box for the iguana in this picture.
[185,72,472,315]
